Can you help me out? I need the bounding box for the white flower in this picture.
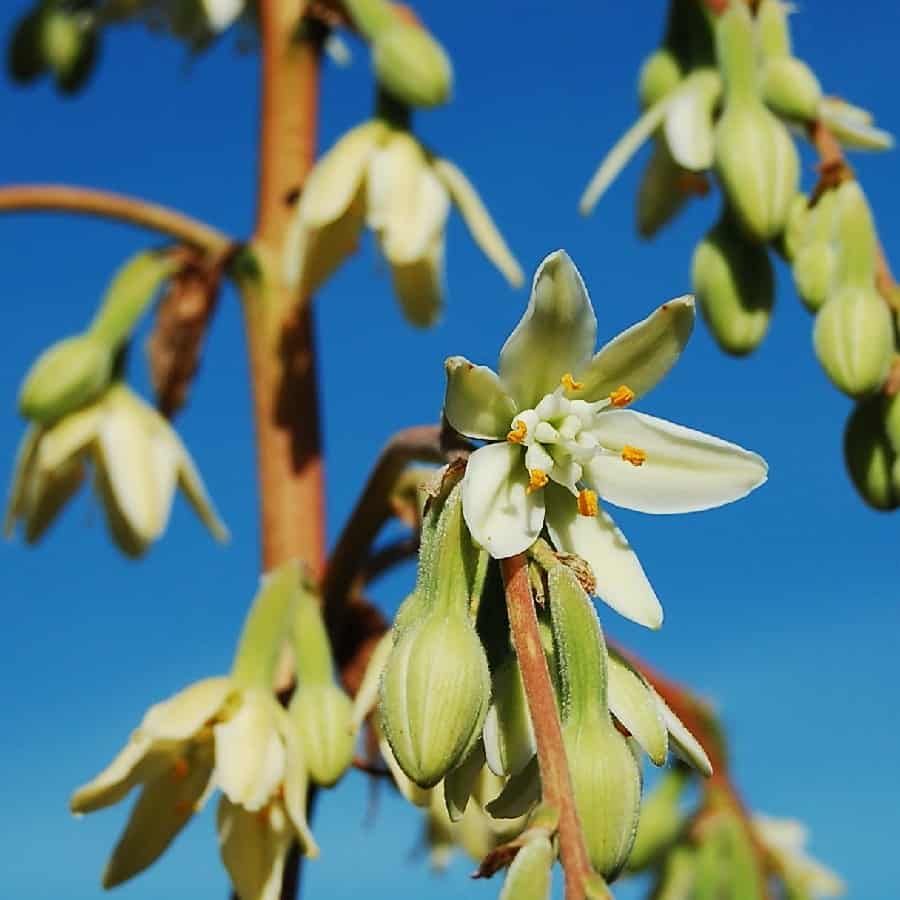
[71,678,318,892]
[444,250,767,628]
[284,119,523,327]
[5,383,227,556]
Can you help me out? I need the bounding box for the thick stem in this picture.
[0,184,230,253]
[501,554,595,900]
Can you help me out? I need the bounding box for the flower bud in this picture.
[626,768,688,872]
[638,48,682,109]
[40,10,96,94]
[289,683,355,787]
[779,193,808,263]
[18,334,112,423]
[844,398,898,511]
[793,242,836,313]
[691,216,774,356]
[813,286,893,397]
[483,655,536,777]
[373,21,452,109]
[380,614,490,788]
[648,844,698,900]
[564,718,642,880]
[761,57,822,123]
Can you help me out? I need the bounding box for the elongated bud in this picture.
[762,57,822,123]
[18,334,112,423]
[483,655,536,777]
[41,9,96,94]
[844,398,899,511]
[638,49,682,109]
[813,286,893,397]
[626,768,689,872]
[832,181,878,289]
[380,614,490,787]
[793,243,836,313]
[691,215,774,355]
[499,835,554,900]
[372,21,452,109]
[289,683,355,787]
[779,193,808,263]
[756,0,792,58]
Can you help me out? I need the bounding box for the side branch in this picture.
[501,554,595,900]
[0,184,231,253]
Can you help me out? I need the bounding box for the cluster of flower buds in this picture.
[581,0,899,509]
[5,251,227,555]
[71,560,357,899]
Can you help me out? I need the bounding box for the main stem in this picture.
[501,554,595,900]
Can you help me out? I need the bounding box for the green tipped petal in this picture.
[607,650,668,765]
[443,356,517,440]
[651,688,713,776]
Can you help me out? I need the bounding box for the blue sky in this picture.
[1,2,898,898]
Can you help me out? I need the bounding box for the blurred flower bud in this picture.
[694,806,766,898]
[814,286,893,397]
[372,21,453,109]
[832,181,878,288]
[483,655,536,777]
[380,614,490,787]
[626,768,689,872]
[692,215,774,355]
[7,9,45,84]
[40,9,97,94]
[762,57,822,123]
[18,334,112,424]
[714,4,798,240]
[779,193,808,263]
[289,683,355,788]
[638,48,682,109]
[844,398,898,510]
[648,843,698,900]
[793,243,836,313]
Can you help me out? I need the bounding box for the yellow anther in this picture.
[609,384,636,407]
[561,372,584,391]
[507,419,528,444]
[171,757,189,781]
[526,469,549,494]
[577,489,599,517]
[621,445,647,467]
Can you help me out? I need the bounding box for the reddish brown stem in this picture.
[501,554,595,900]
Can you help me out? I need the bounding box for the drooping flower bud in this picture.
[483,655,536,777]
[778,193,808,263]
[713,3,798,240]
[843,398,898,511]
[691,214,774,356]
[791,189,837,311]
[380,614,491,788]
[638,48,683,110]
[18,334,112,423]
[762,57,822,123]
[626,767,689,872]
[289,683,355,788]
[372,20,452,109]
[40,9,97,93]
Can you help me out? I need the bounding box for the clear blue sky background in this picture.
[1,2,897,898]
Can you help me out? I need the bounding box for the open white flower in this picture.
[444,250,767,628]
[284,119,523,327]
[71,678,317,893]
[5,383,227,556]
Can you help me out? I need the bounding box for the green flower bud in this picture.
[692,216,774,356]
[844,398,898,511]
[694,806,765,899]
[779,193,808,263]
[498,835,554,900]
[380,614,490,788]
[564,719,642,881]
[762,57,822,123]
[714,4,799,240]
[756,0,791,58]
[832,181,878,288]
[289,683,355,787]
[813,286,893,397]
[483,655,535,777]
[793,243,836,312]
[637,140,691,239]
[18,334,113,423]
[373,21,452,109]
[638,48,683,109]
[649,843,698,900]
[41,10,96,94]
[626,768,689,872]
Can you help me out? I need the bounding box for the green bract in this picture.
[443,250,767,628]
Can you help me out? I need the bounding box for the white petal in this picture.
[574,296,695,403]
[172,433,229,542]
[461,443,544,559]
[202,0,243,31]
[499,251,597,409]
[444,357,518,440]
[431,158,523,287]
[819,97,893,151]
[545,484,662,629]
[136,678,231,744]
[281,722,320,857]
[388,231,444,328]
[70,733,157,814]
[607,650,668,765]
[588,410,768,514]
[36,404,102,472]
[651,688,713,777]
[214,690,286,811]
[664,70,720,171]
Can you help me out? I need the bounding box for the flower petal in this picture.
[499,251,597,409]
[443,357,518,440]
[36,404,102,472]
[573,297,695,403]
[431,157,524,287]
[388,231,444,328]
[4,427,40,535]
[217,796,293,900]
[202,0,244,31]
[545,484,662,629]
[23,454,84,544]
[70,733,158,814]
[281,720,320,857]
[102,741,215,888]
[587,410,768,514]
[141,677,232,741]
[214,690,286,811]
[819,97,893,151]
[607,650,668,765]
[461,443,544,559]
[663,70,720,171]
[650,688,712,777]
[172,432,229,542]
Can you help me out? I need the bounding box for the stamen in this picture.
[621,445,647,467]
[577,489,599,517]
[507,419,528,444]
[609,385,636,407]
[171,758,189,781]
[526,469,549,494]
[561,372,584,391]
